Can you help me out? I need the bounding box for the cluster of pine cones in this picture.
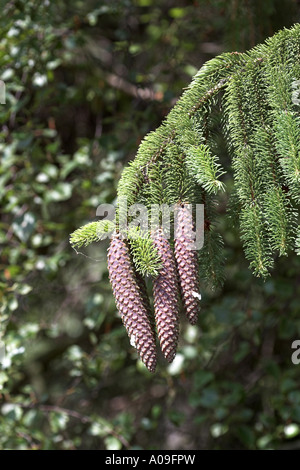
[107,204,201,372]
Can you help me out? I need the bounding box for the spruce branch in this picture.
[263,186,297,256]
[70,220,115,249]
[71,24,300,370]
[185,143,226,194]
[274,111,300,202]
[128,229,162,278]
[240,203,274,278]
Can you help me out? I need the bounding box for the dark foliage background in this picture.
[1,0,300,450]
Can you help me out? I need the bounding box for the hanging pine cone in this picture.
[174,203,201,325]
[135,271,156,338]
[152,228,180,363]
[107,234,157,372]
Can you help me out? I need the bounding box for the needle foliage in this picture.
[71,24,300,284]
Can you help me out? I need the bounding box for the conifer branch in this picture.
[70,24,300,368]
[70,220,115,249]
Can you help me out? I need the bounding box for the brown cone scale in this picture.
[152,229,180,363]
[174,204,201,325]
[107,234,157,372]
[135,271,156,338]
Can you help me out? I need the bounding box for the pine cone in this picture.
[152,229,180,363]
[135,271,156,338]
[174,203,201,325]
[107,234,157,372]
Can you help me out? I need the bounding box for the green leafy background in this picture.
[1,0,300,450]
